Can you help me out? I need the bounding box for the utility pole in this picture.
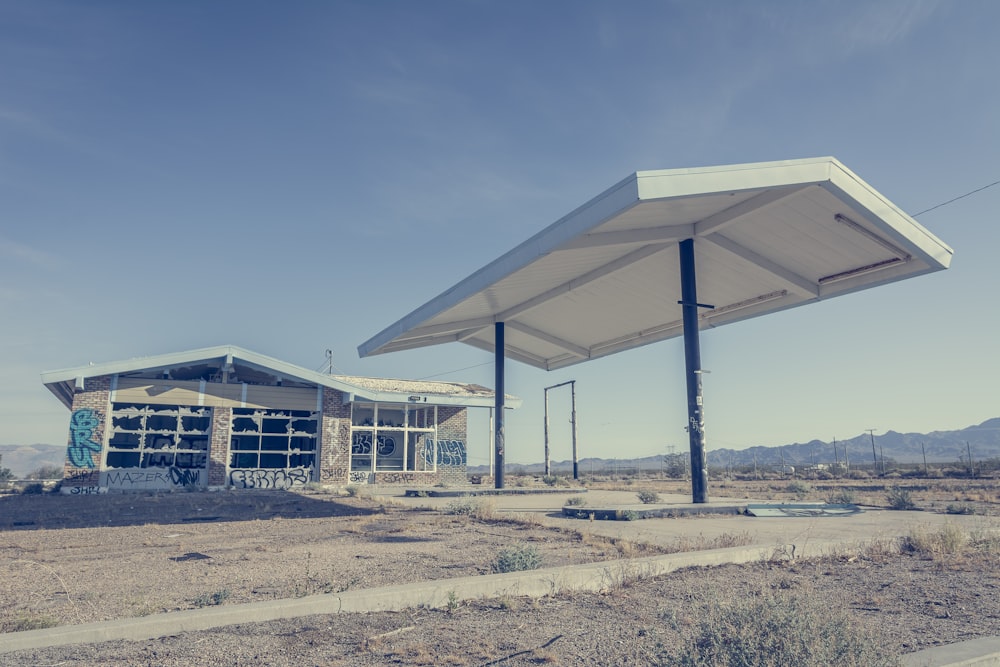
[921,441,928,477]
[866,429,878,476]
[543,380,578,479]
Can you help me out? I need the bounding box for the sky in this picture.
[2,0,998,467]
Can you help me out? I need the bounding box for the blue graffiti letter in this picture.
[68,409,102,468]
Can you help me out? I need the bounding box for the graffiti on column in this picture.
[68,409,102,468]
[422,439,467,467]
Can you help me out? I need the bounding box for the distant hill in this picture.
[472,417,1000,475]
[0,444,65,478]
[705,417,1000,469]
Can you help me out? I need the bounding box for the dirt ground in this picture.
[1,484,999,666]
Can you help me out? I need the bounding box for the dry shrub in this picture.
[661,587,899,666]
[492,543,542,573]
[668,531,753,554]
[903,523,967,558]
[637,489,661,504]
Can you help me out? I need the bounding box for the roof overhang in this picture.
[358,157,952,370]
[41,345,515,410]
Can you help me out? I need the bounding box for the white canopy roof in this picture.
[359,157,952,370]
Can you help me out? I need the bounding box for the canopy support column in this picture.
[494,322,505,489]
[679,239,709,503]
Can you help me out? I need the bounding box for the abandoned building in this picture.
[41,345,514,493]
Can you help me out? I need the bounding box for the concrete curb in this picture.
[2,538,997,667]
[0,542,785,654]
[900,637,1000,666]
[403,487,586,497]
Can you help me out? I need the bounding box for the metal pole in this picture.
[494,322,505,489]
[867,429,878,476]
[571,380,579,480]
[488,408,494,479]
[543,387,551,476]
[679,239,709,503]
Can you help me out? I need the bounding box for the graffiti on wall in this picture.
[351,433,396,456]
[101,466,204,491]
[229,467,311,490]
[348,471,370,484]
[422,439,467,467]
[63,485,105,495]
[68,409,102,468]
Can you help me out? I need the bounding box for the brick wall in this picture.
[62,375,112,489]
[319,387,351,484]
[208,407,231,487]
[437,407,470,486]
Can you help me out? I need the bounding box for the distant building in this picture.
[41,345,514,494]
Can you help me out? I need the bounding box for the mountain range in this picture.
[471,417,1000,475]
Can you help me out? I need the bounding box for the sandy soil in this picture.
[1,488,999,666]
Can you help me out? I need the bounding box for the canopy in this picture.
[359,157,952,370]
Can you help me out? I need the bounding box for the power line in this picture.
[417,360,493,380]
[912,179,1000,217]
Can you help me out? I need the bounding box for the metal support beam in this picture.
[679,239,709,503]
[543,389,551,476]
[570,381,579,480]
[494,322,505,489]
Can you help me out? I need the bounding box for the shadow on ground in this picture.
[0,490,375,531]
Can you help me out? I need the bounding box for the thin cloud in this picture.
[839,0,942,52]
[0,236,61,270]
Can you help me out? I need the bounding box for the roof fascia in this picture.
[41,344,506,410]
[634,157,834,201]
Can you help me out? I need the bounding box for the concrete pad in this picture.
[388,488,1000,560]
[901,637,1000,666]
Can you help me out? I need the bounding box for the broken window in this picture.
[228,408,317,470]
[107,403,211,471]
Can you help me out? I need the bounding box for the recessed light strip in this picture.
[702,290,788,319]
[818,257,904,285]
[834,213,912,260]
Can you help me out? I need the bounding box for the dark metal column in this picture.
[494,322,505,489]
[679,239,709,503]
[570,380,579,480]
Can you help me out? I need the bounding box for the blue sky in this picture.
[2,0,997,466]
